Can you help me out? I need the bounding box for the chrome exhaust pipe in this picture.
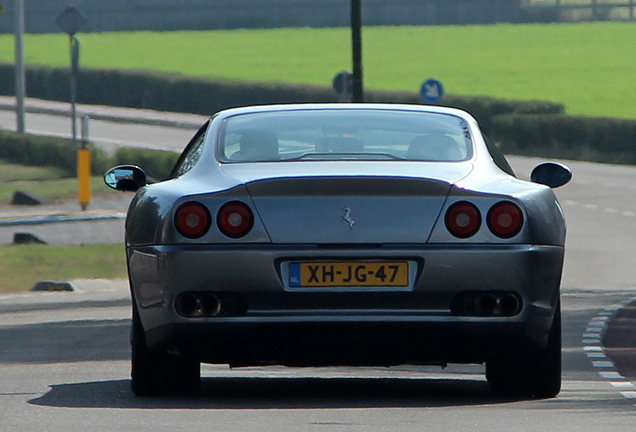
[177,292,219,317]
[177,292,247,317]
[475,293,497,316]
[451,291,522,317]
[178,293,204,317]
[200,293,221,316]
[499,293,521,316]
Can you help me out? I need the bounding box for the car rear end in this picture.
[128,165,564,368]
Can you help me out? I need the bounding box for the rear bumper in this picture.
[146,319,542,367]
[128,243,564,366]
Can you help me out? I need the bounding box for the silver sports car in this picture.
[104,103,571,398]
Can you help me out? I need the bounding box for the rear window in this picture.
[218,109,473,163]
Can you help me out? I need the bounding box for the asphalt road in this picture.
[0,102,635,431]
[0,109,197,156]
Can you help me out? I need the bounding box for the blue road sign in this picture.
[420,78,444,104]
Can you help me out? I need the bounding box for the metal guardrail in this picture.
[524,0,636,20]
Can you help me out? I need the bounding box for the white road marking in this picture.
[600,371,623,379]
[586,352,607,358]
[584,296,636,407]
[592,361,615,368]
[611,382,636,388]
[565,201,636,219]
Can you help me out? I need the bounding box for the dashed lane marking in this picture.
[563,200,636,219]
[585,297,636,408]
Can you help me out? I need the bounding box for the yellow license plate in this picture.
[289,262,409,287]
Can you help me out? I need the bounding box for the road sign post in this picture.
[77,147,91,210]
[14,0,26,134]
[351,0,363,102]
[56,6,89,210]
[70,36,80,147]
[77,116,91,210]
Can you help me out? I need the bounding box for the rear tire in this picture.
[486,301,562,398]
[131,304,201,396]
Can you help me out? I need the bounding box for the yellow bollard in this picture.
[77,148,91,210]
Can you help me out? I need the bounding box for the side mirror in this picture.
[104,165,147,192]
[530,162,572,188]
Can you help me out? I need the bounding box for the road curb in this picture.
[0,211,125,227]
[0,97,205,130]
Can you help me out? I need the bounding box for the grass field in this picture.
[0,176,114,203]
[0,22,634,117]
[0,160,116,203]
[0,162,67,183]
[0,162,125,292]
[0,243,126,292]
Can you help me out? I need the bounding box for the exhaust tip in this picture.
[499,293,521,316]
[475,293,498,316]
[451,291,523,317]
[200,293,220,316]
[177,293,203,317]
[176,292,247,318]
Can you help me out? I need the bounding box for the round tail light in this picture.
[175,202,211,238]
[445,201,481,238]
[217,201,254,238]
[488,201,523,238]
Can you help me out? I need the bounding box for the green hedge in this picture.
[364,90,564,134]
[0,63,564,136]
[0,130,113,176]
[114,147,179,181]
[491,114,636,164]
[4,63,636,167]
[0,130,178,180]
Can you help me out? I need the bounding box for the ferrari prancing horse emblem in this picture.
[341,207,355,229]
